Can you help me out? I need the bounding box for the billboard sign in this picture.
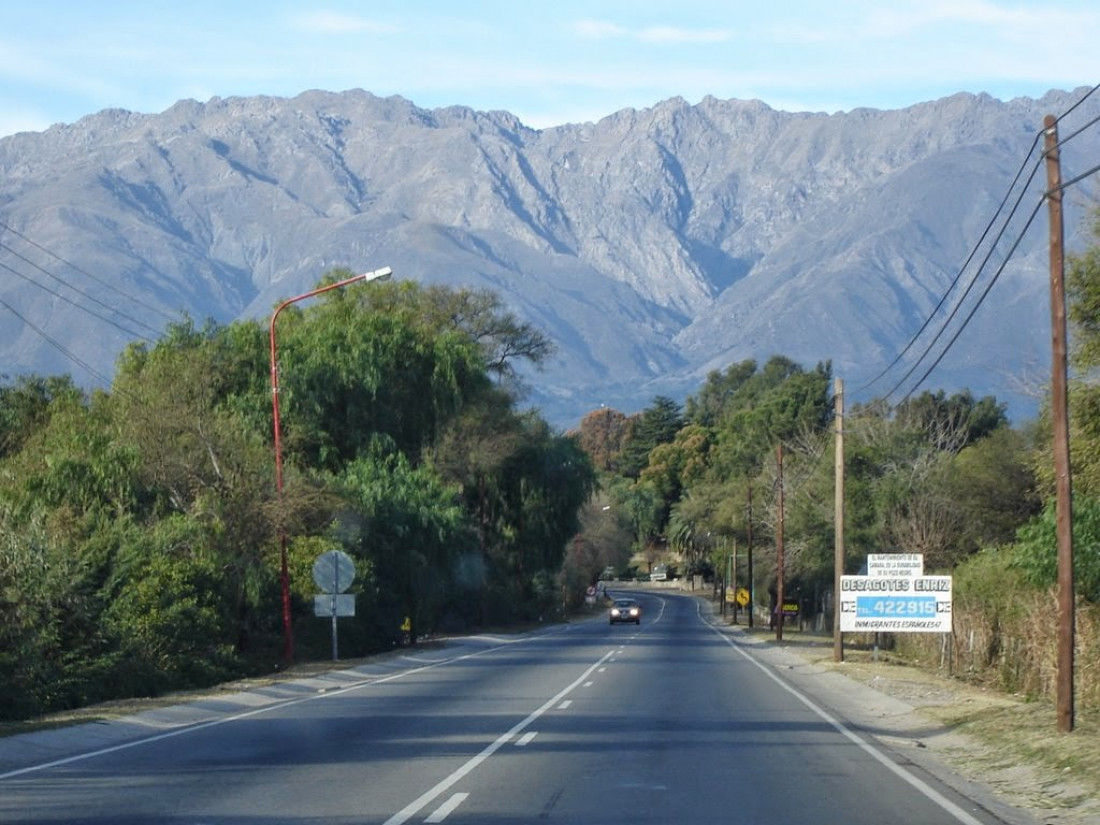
[840,574,952,633]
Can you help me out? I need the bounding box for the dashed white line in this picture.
[516,732,538,746]
[558,700,572,709]
[382,650,614,824]
[424,792,468,823]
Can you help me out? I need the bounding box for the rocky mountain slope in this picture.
[2,87,1098,427]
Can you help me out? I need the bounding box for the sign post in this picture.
[313,550,356,661]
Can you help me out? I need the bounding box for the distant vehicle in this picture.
[609,598,641,625]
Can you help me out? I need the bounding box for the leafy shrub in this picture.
[1012,498,1100,603]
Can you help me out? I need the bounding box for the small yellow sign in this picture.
[735,588,750,607]
[400,616,412,632]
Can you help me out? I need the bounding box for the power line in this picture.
[877,153,1048,404]
[0,295,115,386]
[0,219,177,325]
[862,85,1100,408]
[896,199,1046,407]
[857,131,1045,395]
[0,256,156,341]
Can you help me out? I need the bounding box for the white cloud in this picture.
[637,26,731,44]
[573,19,729,45]
[290,12,397,35]
[573,19,627,39]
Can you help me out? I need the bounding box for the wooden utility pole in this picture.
[1044,114,1075,733]
[747,483,755,628]
[775,444,785,642]
[833,377,845,663]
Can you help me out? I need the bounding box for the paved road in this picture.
[0,591,1036,824]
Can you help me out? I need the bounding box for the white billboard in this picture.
[839,575,952,633]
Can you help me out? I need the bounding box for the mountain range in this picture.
[2,86,1099,428]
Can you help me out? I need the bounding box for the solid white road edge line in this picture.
[697,602,985,825]
[0,637,542,781]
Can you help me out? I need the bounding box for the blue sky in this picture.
[1,0,1098,139]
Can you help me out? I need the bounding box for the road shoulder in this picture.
[708,615,1099,825]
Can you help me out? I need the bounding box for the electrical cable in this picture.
[893,143,1100,407]
[0,218,177,325]
[895,198,1046,407]
[0,295,115,386]
[0,257,155,342]
[862,85,1100,408]
[857,131,1045,394]
[876,153,1048,404]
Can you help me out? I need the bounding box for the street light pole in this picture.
[269,266,392,663]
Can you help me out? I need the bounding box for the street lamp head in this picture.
[359,266,393,283]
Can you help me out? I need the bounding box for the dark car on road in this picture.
[609,598,641,625]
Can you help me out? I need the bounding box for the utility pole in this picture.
[775,443,785,642]
[732,538,738,624]
[1044,114,1075,733]
[834,377,845,663]
[747,483,755,628]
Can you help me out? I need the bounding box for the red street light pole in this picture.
[269,266,393,663]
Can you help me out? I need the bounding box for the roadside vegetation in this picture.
[0,277,595,720]
[570,213,1100,712]
[4,214,1100,724]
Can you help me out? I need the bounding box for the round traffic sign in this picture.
[313,550,356,593]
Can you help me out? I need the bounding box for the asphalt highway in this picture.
[0,591,1035,824]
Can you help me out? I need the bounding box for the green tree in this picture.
[620,395,684,478]
[1013,498,1100,603]
[0,374,85,458]
[338,451,474,644]
[684,359,758,427]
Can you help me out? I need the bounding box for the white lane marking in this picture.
[516,731,537,746]
[383,650,614,825]
[558,700,572,710]
[0,638,536,781]
[700,603,985,825]
[598,667,607,673]
[583,681,594,688]
[424,792,468,823]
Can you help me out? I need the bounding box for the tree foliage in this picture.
[0,272,590,721]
